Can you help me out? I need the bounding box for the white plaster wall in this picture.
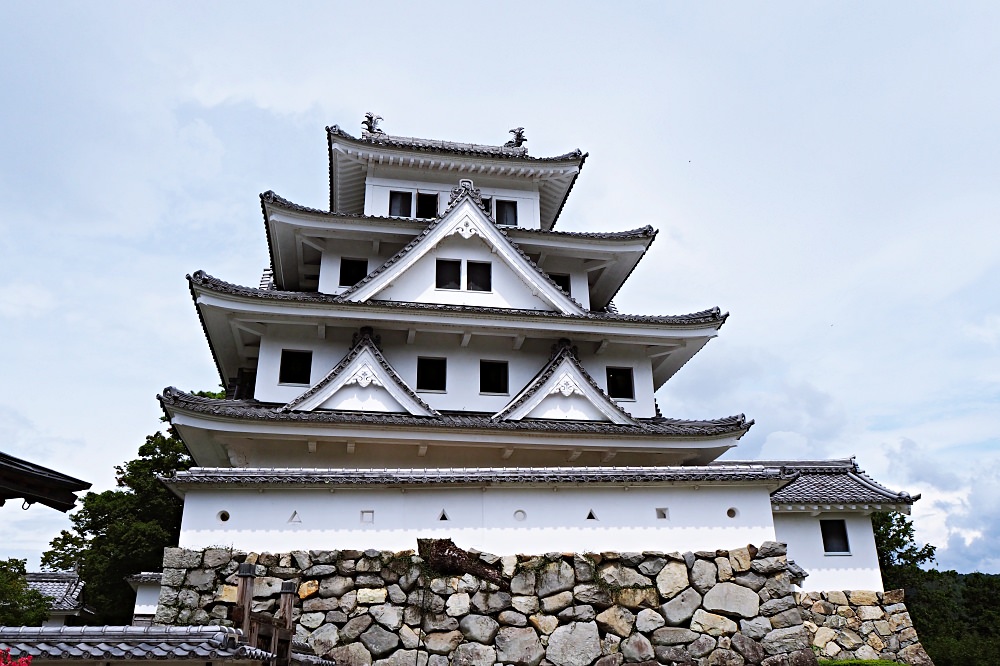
[178,485,776,555]
[773,512,884,592]
[133,583,161,616]
[319,383,403,412]
[253,328,657,417]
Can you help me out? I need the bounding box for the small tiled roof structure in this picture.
[0,626,335,666]
[0,451,91,512]
[25,572,92,618]
[126,572,164,587]
[160,387,752,439]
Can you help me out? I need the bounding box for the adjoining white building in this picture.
[159,118,917,592]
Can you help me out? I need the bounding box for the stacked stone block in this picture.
[154,542,826,666]
[797,589,933,664]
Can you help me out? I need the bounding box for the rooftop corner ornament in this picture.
[504,127,527,148]
[362,112,383,134]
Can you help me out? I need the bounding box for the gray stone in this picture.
[638,557,667,576]
[655,561,689,599]
[596,605,636,638]
[398,566,422,592]
[661,587,701,626]
[687,635,717,658]
[339,590,358,611]
[446,592,471,617]
[601,633,622,656]
[733,571,767,592]
[160,569,185,587]
[253,576,284,597]
[635,608,665,632]
[731,633,765,663]
[460,614,500,643]
[513,595,540,615]
[703,582,761,618]
[653,646,688,663]
[303,597,341,612]
[308,624,341,657]
[422,612,459,632]
[573,584,613,607]
[620,633,655,663]
[177,588,200,609]
[360,625,400,657]
[319,575,355,598]
[614,586,659,610]
[423,630,463,655]
[690,609,738,636]
[499,610,528,626]
[299,612,325,629]
[472,590,512,613]
[729,548,752,573]
[369,603,404,630]
[163,548,202,569]
[496,626,545,666]
[707,648,745,665]
[764,573,792,598]
[529,613,559,635]
[768,608,802,629]
[540,590,574,614]
[574,554,596,583]
[408,590,446,613]
[451,643,496,666]
[750,557,786,575]
[203,548,232,568]
[595,655,625,666]
[399,624,420,649]
[740,616,773,641]
[715,557,734,582]
[537,560,575,597]
[760,596,796,616]
[690,559,719,594]
[511,571,536,595]
[598,563,652,588]
[558,605,596,622]
[356,575,385,589]
[328,643,372,666]
[547,621,602,666]
[339,615,373,642]
[756,542,786,558]
[899,643,935,666]
[304,564,339,577]
[387,584,406,604]
[761,626,810,656]
[375,650,428,666]
[651,627,699,645]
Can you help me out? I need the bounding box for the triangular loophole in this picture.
[586,509,598,520]
[438,510,450,521]
[288,510,302,523]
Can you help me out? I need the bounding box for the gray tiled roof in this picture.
[162,464,794,488]
[0,626,274,662]
[25,572,86,613]
[328,125,585,162]
[160,387,752,438]
[724,458,918,505]
[188,271,727,327]
[126,572,163,585]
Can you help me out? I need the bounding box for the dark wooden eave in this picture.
[0,451,91,512]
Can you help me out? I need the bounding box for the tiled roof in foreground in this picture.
[163,464,794,488]
[160,387,752,438]
[189,271,728,327]
[723,458,919,506]
[25,572,87,612]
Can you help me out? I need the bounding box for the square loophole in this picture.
[655,508,669,520]
[360,510,375,524]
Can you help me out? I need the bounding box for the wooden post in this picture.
[233,562,255,640]
[272,581,296,666]
[277,581,295,630]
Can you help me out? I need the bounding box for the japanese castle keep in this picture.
[158,117,918,594]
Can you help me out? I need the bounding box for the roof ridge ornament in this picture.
[447,178,488,214]
[504,127,527,149]
[362,112,383,135]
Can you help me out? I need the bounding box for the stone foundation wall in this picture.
[154,542,834,666]
[797,589,934,664]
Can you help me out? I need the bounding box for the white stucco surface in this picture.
[773,512,884,591]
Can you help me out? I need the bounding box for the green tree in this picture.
[871,511,937,591]
[0,558,52,626]
[41,429,194,623]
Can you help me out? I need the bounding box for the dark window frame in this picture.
[549,273,572,295]
[416,357,447,392]
[467,261,492,292]
[606,366,635,400]
[339,258,369,287]
[495,199,518,226]
[278,349,313,385]
[435,259,462,290]
[820,519,851,554]
[480,360,509,395]
[389,191,413,217]
[416,192,439,219]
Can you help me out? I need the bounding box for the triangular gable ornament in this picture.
[341,180,584,315]
[281,329,438,417]
[493,342,636,424]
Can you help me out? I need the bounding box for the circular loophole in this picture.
[726,507,739,519]
[513,509,527,522]
[217,510,231,522]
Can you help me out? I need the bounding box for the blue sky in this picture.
[1,1,998,573]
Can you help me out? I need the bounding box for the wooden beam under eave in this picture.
[461,333,472,347]
[567,450,582,462]
[417,444,428,457]
[501,447,514,460]
[346,441,356,454]
[595,339,609,355]
[513,335,525,350]
[601,450,617,463]
[407,330,416,344]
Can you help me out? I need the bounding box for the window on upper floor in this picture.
[339,258,369,287]
[417,357,447,392]
[279,350,312,385]
[416,193,439,219]
[436,259,462,290]
[550,273,571,295]
[467,261,492,292]
[389,191,413,217]
[480,360,509,394]
[481,197,493,215]
[821,519,851,554]
[606,367,635,400]
[495,200,518,226]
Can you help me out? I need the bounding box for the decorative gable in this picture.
[494,341,637,424]
[281,329,438,417]
[341,181,584,315]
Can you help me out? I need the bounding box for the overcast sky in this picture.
[2,2,998,574]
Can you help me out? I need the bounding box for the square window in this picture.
[339,258,368,287]
[656,508,669,520]
[389,191,412,217]
[416,193,438,219]
[360,510,374,524]
[467,261,492,292]
[480,360,509,394]
[417,357,447,392]
[436,259,461,290]
[279,350,312,385]
[606,367,635,400]
[495,200,518,226]
[481,197,493,215]
[550,273,572,295]
[821,519,850,553]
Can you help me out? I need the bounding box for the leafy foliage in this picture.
[0,559,51,626]
[41,429,193,624]
[872,511,936,590]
